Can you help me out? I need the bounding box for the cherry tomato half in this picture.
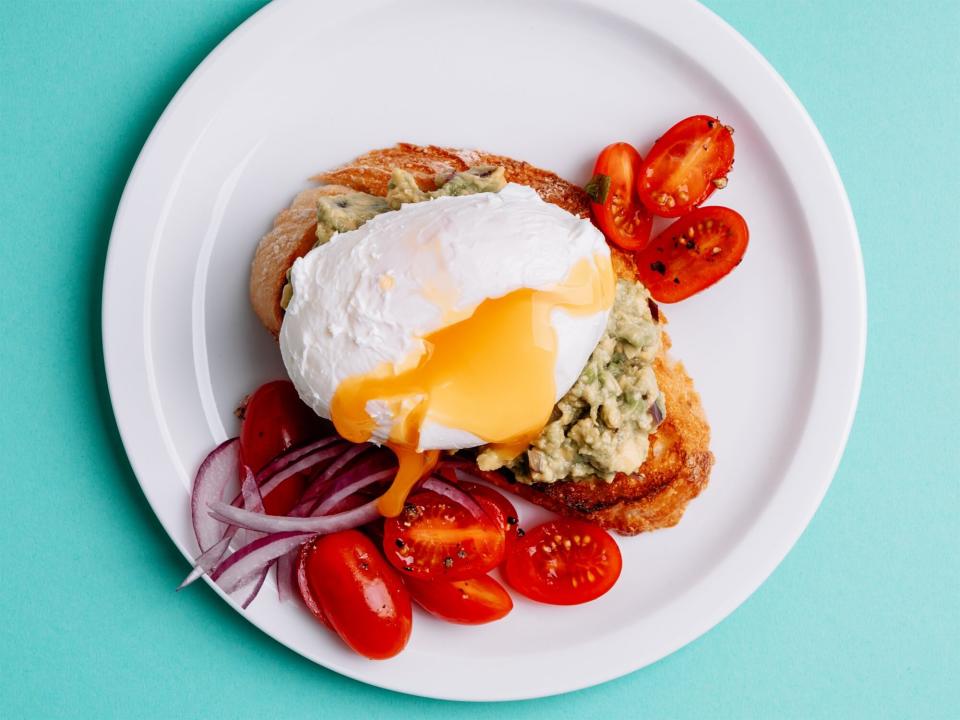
[404,574,513,625]
[240,380,326,515]
[634,206,749,303]
[454,480,523,548]
[383,491,505,580]
[298,530,412,660]
[503,519,622,605]
[585,142,653,251]
[637,115,735,217]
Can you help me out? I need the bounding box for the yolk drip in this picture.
[331,254,614,517]
[376,446,440,517]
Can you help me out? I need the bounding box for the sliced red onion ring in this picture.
[288,443,374,517]
[181,465,262,590]
[316,443,372,485]
[313,469,394,515]
[191,438,241,551]
[422,477,485,519]
[184,434,378,604]
[236,565,270,609]
[255,442,348,501]
[234,465,265,557]
[209,498,380,534]
[275,552,296,603]
[253,435,340,484]
[211,531,315,595]
[240,464,263,513]
[325,449,395,494]
[178,533,234,590]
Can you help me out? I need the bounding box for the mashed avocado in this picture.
[315,192,389,245]
[279,166,507,310]
[478,280,665,484]
[385,165,507,209]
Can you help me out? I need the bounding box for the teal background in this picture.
[2,0,957,717]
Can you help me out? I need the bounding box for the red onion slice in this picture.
[313,469,394,516]
[253,435,340,484]
[275,552,296,603]
[211,531,315,595]
[184,434,382,605]
[255,442,348,501]
[241,464,264,512]
[209,498,380,534]
[316,443,371,485]
[236,565,270,609]
[178,533,234,590]
[191,438,241,551]
[324,450,395,495]
[288,443,373,517]
[233,465,265,558]
[422,477,485,519]
[181,464,262,590]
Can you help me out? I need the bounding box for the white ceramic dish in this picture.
[102,0,865,701]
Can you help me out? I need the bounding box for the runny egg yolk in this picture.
[330,254,614,516]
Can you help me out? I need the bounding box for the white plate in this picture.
[102,0,864,701]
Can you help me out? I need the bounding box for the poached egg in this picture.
[280,183,614,514]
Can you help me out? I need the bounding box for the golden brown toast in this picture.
[250,144,713,534]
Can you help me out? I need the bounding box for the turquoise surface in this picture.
[2,1,957,717]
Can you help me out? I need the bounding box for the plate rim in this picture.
[102,0,866,701]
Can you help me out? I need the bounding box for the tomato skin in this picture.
[295,541,330,628]
[383,491,505,581]
[503,519,622,605]
[453,481,523,548]
[634,206,748,303]
[239,381,326,515]
[586,142,653,251]
[299,530,412,660]
[637,115,735,217]
[404,574,513,625]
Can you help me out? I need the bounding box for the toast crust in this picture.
[249,144,714,534]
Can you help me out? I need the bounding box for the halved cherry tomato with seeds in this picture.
[453,480,523,548]
[637,115,734,217]
[383,491,505,580]
[404,574,513,624]
[585,142,653,251]
[503,519,622,605]
[297,530,412,660]
[635,206,748,303]
[240,381,328,515]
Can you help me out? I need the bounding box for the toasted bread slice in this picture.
[250,144,713,534]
